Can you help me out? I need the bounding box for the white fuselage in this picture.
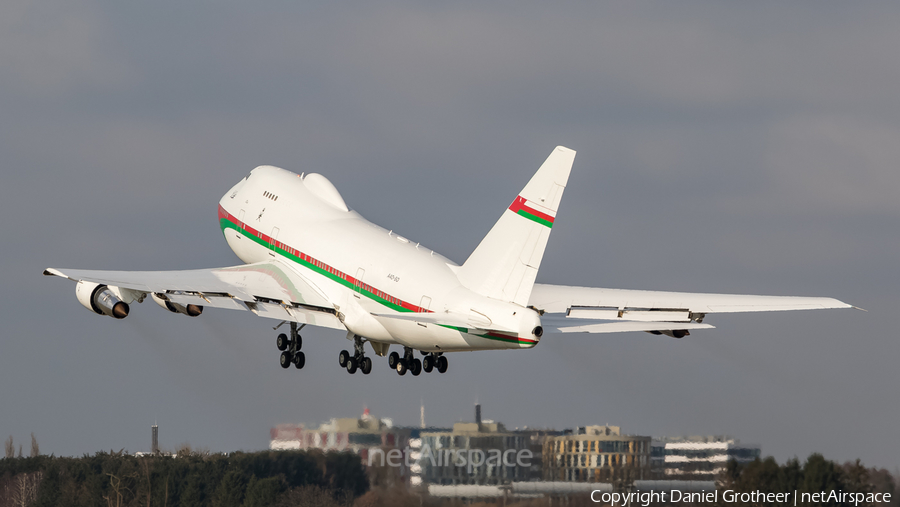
[217,166,541,352]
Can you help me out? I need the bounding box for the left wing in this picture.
[44,259,345,329]
[529,283,851,335]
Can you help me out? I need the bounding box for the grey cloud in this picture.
[1,0,897,470]
[0,0,130,98]
[762,116,900,214]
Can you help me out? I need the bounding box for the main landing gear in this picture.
[422,351,448,374]
[388,348,448,376]
[338,335,372,375]
[277,322,305,370]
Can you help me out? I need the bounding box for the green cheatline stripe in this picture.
[516,209,553,228]
[479,333,536,345]
[437,324,535,345]
[438,324,468,334]
[220,218,410,313]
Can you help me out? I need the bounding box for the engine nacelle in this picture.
[75,281,129,319]
[647,329,689,338]
[151,293,203,317]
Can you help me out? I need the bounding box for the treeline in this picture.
[3,434,39,460]
[0,448,367,507]
[719,454,898,507]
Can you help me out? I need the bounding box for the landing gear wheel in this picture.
[410,358,422,376]
[437,355,448,374]
[339,350,351,368]
[277,322,307,371]
[346,357,358,374]
[361,357,372,375]
[388,352,400,369]
[422,355,434,373]
[396,360,408,376]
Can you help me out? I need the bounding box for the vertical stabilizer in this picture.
[458,146,575,306]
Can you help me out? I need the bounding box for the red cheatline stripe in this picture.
[508,196,555,224]
[218,205,431,313]
[484,331,538,345]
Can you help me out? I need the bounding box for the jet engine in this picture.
[75,281,129,319]
[648,329,689,338]
[151,293,203,317]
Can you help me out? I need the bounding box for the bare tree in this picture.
[30,433,39,458]
[9,471,42,507]
[174,442,210,458]
[16,444,22,458]
[4,436,12,459]
[175,442,193,458]
[141,459,152,507]
[103,473,137,507]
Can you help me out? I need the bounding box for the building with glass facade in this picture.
[418,404,540,486]
[544,425,652,483]
[651,436,761,479]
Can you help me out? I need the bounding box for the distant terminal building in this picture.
[270,409,449,486]
[419,404,537,486]
[519,428,564,481]
[652,436,761,479]
[543,425,652,483]
[269,410,758,489]
[269,408,411,463]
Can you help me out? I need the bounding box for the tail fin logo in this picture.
[508,196,555,228]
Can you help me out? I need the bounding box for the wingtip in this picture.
[43,268,65,278]
[834,299,855,310]
[852,306,868,312]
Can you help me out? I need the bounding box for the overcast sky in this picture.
[1,1,897,470]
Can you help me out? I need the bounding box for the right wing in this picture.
[44,259,346,329]
[529,283,851,335]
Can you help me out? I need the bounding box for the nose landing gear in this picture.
[277,322,305,370]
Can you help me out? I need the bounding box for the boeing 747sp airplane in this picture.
[45,147,850,377]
